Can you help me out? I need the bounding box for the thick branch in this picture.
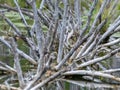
[63,70,120,82]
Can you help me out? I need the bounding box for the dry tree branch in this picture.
[29,69,67,90]
[0,61,16,73]
[57,0,68,63]
[80,0,98,37]
[63,70,120,82]
[14,0,28,27]
[0,4,33,18]
[10,38,25,88]
[76,47,120,69]
[0,84,21,90]
[98,18,120,44]
[0,37,37,65]
[89,0,107,34]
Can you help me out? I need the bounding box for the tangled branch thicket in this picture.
[0,0,120,90]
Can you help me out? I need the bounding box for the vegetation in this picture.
[0,0,120,90]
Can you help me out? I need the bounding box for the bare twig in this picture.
[10,38,25,88]
[57,0,68,63]
[80,0,98,37]
[29,69,67,90]
[0,4,33,18]
[76,47,120,69]
[0,37,37,65]
[14,0,28,27]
